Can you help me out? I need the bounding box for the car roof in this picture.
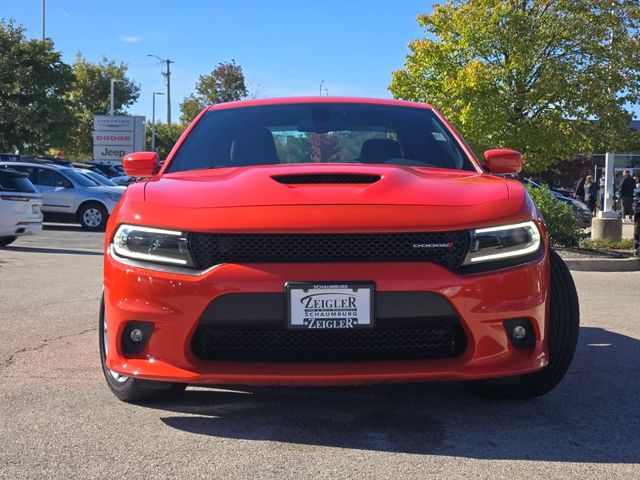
[0,161,72,171]
[206,96,433,112]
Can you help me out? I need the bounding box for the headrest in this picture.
[231,128,279,166]
[359,138,401,164]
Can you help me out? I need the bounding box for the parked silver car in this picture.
[0,162,123,230]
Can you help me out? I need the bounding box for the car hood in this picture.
[145,164,518,208]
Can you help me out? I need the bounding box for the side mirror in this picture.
[483,149,523,174]
[122,152,160,178]
[63,179,74,189]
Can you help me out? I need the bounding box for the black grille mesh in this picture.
[191,324,466,362]
[272,174,381,184]
[189,231,468,270]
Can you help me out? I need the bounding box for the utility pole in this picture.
[41,0,45,40]
[147,54,175,125]
[110,79,124,116]
[152,92,165,152]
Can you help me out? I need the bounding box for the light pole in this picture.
[151,92,165,152]
[41,0,45,40]
[319,80,325,96]
[110,79,124,116]
[147,54,174,125]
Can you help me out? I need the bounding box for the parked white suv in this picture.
[0,168,43,246]
[0,162,123,231]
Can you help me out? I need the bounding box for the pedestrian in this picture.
[575,175,586,202]
[619,170,636,221]
[598,176,605,212]
[634,175,640,187]
[584,175,597,213]
[634,181,640,256]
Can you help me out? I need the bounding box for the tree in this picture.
[310,133,342,163]
[0,20,74,153]
[390,0,640,173]
[179,60,248,124]
[62,53,140,159]
[145,122,185,159]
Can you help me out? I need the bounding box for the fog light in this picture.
[129,328,144,343]
[121,321,154,355]
[512,325,527,340]
[503,318,535,350]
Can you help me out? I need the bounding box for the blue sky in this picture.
[3,0,436,123]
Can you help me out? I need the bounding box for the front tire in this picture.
[465,249,580,399]
[0,236,17,246]
[99,296,186,402]
[79,202,108,231]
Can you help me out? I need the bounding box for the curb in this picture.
[562,257,640,272]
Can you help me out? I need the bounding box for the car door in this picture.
[33,168,75,213]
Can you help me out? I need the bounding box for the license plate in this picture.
[286,282,374,329]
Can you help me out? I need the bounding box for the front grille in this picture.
[191,324,466,362]
[189,231,468,270]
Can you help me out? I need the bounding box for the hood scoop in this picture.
[271,173,381,185]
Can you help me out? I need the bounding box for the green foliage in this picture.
[274,135,311,164]
[0,20,74,153]
[580,238,634,250]
[390,1,640,173]
[62,53,140,159]
[145,122,185,159]
[179,60,248,125]
[526,185,581,247]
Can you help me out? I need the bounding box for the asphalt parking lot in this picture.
[1,226,638,479]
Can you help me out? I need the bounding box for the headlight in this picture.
[463,221,541,266]
[105,192,122,201]
[112,225,194,267]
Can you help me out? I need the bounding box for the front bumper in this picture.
[104,250,549,386]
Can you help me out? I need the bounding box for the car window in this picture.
[167,103,474,173]
[4,165,35,178]
[85,171,117,186]
[0,171,37,193]
[36,168,67,187]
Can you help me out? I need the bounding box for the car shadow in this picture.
[144,327,638,463]
[0,246,102,256]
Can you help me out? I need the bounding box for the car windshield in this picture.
[84,170,117,186]
[62,168,101,187]
[167,103,475,173]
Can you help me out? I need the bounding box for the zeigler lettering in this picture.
[306,318,356,329]
[300,293,357,310]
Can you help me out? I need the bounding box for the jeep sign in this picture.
[93,146,135,161]
[93,115,145,162]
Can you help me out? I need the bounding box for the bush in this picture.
[526,185,582,247]
[580,238,634,250]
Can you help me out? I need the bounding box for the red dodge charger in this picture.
[101,97,579,402]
